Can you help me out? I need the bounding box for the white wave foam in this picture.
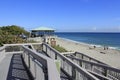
[58,37,120,50]
[89,44,103,47]
[59,37,89,45]
[109,47,119,50]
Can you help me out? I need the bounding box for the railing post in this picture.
[23,51,25,59]
[28,54,30,69]
[71,57,76,80]
[72,67,76,80]
[46,45,48,53]
[74,52,76,56]
[91,64,93,71]
[49,48,51,57]
[55,53,57,59]
[34,60,37,79]
[104,68,107,77]
[63,59,65,69]
[42,43,43,51]
[43,67,48,80]
[81,54,83,59]
[79,60,82,67]
[89,58,93,70]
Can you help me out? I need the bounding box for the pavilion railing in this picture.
[42,43,99,80]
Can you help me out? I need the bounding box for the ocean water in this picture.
[55,32,120,50]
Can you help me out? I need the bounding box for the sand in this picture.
[56,37,120,69]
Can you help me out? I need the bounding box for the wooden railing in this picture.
[0,46,5,62]
[3,43,61,80]
[42,43,99,80]
[66,53,120,80]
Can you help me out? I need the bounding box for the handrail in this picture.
[43,43,99,80]
[67,55,120,73]
[4,43,42,46]
[22,45,61,80]
[67,55,120,80]
[75,52,107,64]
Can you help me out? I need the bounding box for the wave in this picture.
[58,37,120,50]
[109,47,120,50]
[59,37,90,46]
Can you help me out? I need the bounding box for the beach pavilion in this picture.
[31,27,55,37]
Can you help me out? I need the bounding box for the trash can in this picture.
[50,38,56,46]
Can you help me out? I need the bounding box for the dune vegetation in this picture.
[52,45,67,52]
[0,25,30,46]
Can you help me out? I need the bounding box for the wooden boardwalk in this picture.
[0,53,32,80]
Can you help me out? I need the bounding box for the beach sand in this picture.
[56,37,120,69]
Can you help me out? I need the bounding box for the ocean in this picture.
[55,32,120,50]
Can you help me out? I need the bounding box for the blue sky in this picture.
[0,0,120,32]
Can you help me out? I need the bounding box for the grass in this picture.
[52,45,67,52]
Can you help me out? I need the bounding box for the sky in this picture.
[0,0,120,32]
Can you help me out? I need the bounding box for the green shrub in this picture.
[52,45,67,52]
[0,25,29,45]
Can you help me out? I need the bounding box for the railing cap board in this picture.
[43,43,99,80]
[47,59,61,80]
[5,51,23,54]
[4,43,42,46]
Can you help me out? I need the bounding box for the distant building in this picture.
[30,27,56,46]
[31,27,55,37]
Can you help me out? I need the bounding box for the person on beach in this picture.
[106,46,109,50]
[104,45,106,50]
[93,46,96,49]
[104,46,109,50]
[104,45,109,50]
